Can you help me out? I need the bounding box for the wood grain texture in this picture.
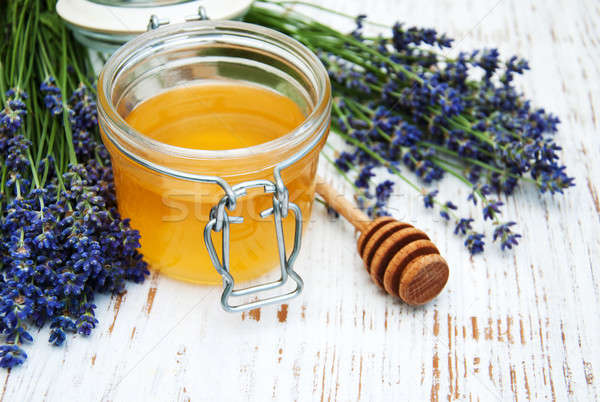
[2,0,600,400]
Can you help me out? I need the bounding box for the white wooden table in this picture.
[3,0,599,400]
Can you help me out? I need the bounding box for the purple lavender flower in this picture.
[423,190,438,208]
[472,49,500,79]
[391,23,453,52]
[445,201,457,210]
[464,232,485,254]
[40,77,63,115]
[4,135,31,174]
[439,201,456,221]
[75,303,98,336]
[0,345,27,368]
[0,89,27,135]
[48,328,66,346]
[49,316,77,346]
[355,164,375,189]
[482,200,503,220]
[393,121,422,147]
[335,151,355,172]
[351,14,367,39]
[493,221,522,250]
[375,180,394,204]
[69,84,97,132]
[454,218,474,235]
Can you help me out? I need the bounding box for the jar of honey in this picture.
[97,21,331,311]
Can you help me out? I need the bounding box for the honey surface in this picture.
[115,83,315,284]
[126,83,305,150]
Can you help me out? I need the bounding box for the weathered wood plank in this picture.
[1,0,599,401]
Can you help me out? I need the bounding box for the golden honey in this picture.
[98,21,331,288]
[105,83,323,283]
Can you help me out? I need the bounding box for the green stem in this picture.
[418,141,535,183]
[0,63,6,103]
[262,0,390,28]
[59,27,77,165]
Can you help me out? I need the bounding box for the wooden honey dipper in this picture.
[315,177,449,305]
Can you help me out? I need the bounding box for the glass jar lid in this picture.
[56,0,253,52]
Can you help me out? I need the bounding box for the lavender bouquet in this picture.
[246,1,574,254]
[0,1,148,368]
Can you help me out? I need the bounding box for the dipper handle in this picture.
[315,177,369,232]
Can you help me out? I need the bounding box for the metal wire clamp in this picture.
[203,180,304,312]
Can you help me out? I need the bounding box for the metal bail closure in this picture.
[203,180,304,313]
[148,5,208,30]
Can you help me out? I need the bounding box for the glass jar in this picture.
[97,21,331,309]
